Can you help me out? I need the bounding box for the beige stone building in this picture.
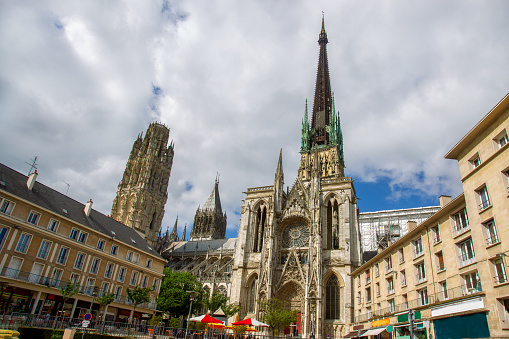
[0,164,165,321]
[350,93,509,339]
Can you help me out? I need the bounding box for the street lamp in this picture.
[185,291,200,339]
[307,297,320,339]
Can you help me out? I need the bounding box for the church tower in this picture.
[190,179,227,240]
[231,18,362,339]
[111,122,174,247]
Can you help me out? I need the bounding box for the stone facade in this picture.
[190,180,227,241]
[111,122,174,247]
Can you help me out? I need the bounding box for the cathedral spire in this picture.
[169,216,179,242]
[274,149,284,214]
[310,16,332,147]
[190,178,227,240]
[181,223,187,241]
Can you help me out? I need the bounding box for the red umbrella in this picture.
[231,318,269,327]
[189,314,225,324]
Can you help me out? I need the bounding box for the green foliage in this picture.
[188,321,206,330]
[156,268,203,317]
[126,286,152,309]
[221,303,241,326]
[232,325,247,334]
[59,281,80,300]
[168,317,181,328]
[50,330,63,339]
[96,292,115,307]
[259,298,297,335]
[149,315,162,326]
[206,291,228,314]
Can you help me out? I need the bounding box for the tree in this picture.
[157,268,203,318]
[259,298,297,336]
[206,291,228,314]
[58,281,80,316]
[126,287,152,322]
[96,292,115,321]
[221,303,241,326]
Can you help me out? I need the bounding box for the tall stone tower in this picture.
[111,122,174,247]
[230,18,362,339]
[190,179,227,240]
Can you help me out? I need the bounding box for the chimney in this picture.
[27,171,38,191]
[439,195,452,208]
[84,199,93,217]
[407,221,417,232]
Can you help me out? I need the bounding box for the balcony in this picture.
[495,273,508,285]
[486,234,500,246]
[415,274,426,284]
[459,253,476,267]
[453,224,470,237]
[0,267,156,310]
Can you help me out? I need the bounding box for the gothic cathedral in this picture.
[111,122,174,247]
[230,19,362,338]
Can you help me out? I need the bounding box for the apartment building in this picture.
[0,163,165,321]
[349,93,509,339]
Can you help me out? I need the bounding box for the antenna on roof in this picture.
[61,180,70,195]
[25,156,38,176]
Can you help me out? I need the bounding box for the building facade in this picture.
[111,122,174,247]
[0,164,165,321]
[350,93,509,339]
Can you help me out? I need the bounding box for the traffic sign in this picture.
[84,313,92,320]
[386,325,393,333]
[82,320,90,328]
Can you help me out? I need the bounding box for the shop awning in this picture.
[360,327,386,337]
[344,331,359,338]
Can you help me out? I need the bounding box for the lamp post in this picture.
[307,297,319,339]
[185,291,200,339]
[81,286,99,339]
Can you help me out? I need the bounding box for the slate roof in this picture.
[166,238,237,254]
[0,163,162,258]
[202,180,222,213]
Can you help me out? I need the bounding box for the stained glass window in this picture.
[282,223,309,248]
[326,275,340,319]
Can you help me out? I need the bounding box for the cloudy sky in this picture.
[1,0,509,239]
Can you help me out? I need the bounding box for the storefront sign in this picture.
[431,297,484,317]
[371,318,390,327]
[353,325,364,330]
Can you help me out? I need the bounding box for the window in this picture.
[387,278,394,295]
[386,256,393,273]
[402,294,409,310]
[494,130,508,148]
[70,273,80,284]
[77,232,87,244]
[85,278,96,296]
[398,248,405,263]
[50,268,63,287]
[69,229,79,240]
[104,262,114,279]
[74,252,86,270]
[141,275,149,288]
[118,267,126,282]
[130,271,139,285]
[47,219,59,232]
[417,288,428,306]
[375,282,380,296]
[436,251,445,271]
[15,233,32,253]
[463,271,481,294]
[388,299,395,313]
[0,227,9,250]
[458,238,476,266]
[146,259,152,268]
[101,282,110,294]
[366,287,371,302]
[27,211,41,225]
[432,226,441,244]
[375,263,379,277]
[110,245,118,255]
[484,219,500,246]
[97,239,105,251]
[469,153,481,169]
[126,251,133,261]
[325,275,340,319]
[377,303,381,316]
[493,258,508,284]
[366,270,371,284]
[415,262,426,283]
[357,291,361,304]
[413,237,424,258]
[439,281,449,301]
[56,247,70,265]
[114,286,122,301]
[452,209,470,235]
[503,168,509,193]
[152,278,159,292]
[0,199,14,215]
[476,185,491,210]
[90,258,101,274]
[37,240,52,260]
[400,270,407,286]
[366,307,372,319]
[132,253,139,264]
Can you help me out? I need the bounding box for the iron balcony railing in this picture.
[458,253,476,267]
[0,268,156,310]
[486,234,500,246]
[494,273,508,285]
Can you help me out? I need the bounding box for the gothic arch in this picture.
[323,194,340,250]
[276,280,305,311]
[323,271,344,321]
[250,200,268,253]
[245,273,258,313]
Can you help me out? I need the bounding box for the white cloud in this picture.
[1,0,509,238]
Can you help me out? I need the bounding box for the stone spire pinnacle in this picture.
[169,216,179,242]
[190,179,227,240]
[181,223,187,241]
